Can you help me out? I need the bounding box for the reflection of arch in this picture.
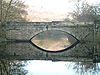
[29,30,80,53]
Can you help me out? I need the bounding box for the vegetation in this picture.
[0,37,6,41]
[65,0,100,24]
[0,1,28,73]
[73,62,100,75]
[0,0,28,41]
[0,29,6,41]
[0,59,28,75]
[0,0,28,26]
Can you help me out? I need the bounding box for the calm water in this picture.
[0,59,100,75]
[24,60,100,75]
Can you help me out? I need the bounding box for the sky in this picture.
[24,0,73,14]
[22,0,100,22]
[24,0,73,22]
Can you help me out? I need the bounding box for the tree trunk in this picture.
[4,0,13,25]
[0,0,3,26]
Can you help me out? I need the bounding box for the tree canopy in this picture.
[0,0,28,26]
[66,0,100,24]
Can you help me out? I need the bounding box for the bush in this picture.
[0,29,6,38]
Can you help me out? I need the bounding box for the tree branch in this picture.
[0,0,3,25]
[4,0,13,23]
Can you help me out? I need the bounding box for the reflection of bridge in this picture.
[0,41,100,62]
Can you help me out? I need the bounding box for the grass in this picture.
[0,37,6,41]
[0,29,6,41]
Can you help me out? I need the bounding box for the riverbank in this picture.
[0,27,6,42]
[0,37,6,42]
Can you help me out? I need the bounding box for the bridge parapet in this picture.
[5,22,64,40]
[6,21,63,26]
[5,22,93,40]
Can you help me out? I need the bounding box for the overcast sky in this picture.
[20,0,100,22]
[24,0,100,14]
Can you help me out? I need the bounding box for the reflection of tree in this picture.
[0,59,28,75]
[72,62,100,75]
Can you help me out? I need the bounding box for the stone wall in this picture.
[6,22,72,40]
[6,22,51,40]
[6,22,94,40]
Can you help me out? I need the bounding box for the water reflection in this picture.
[0,41,100,75]
[72,62,100,75]
[0,41,100,62]
[30,30,79,52]
[0,59,100,75]
[24,60,100,75]
[0,59,28,75]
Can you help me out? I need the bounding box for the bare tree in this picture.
[0,59,28,75]
[0,0,27,26]
[67,0,100,24]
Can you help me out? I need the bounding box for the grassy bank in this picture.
[0,37,6,41]
[0,28,6,42]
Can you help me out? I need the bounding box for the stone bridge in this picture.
[6,22,61,40]
[6,21,94,40]
[2,22,100,62]
[5,21,76,40]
